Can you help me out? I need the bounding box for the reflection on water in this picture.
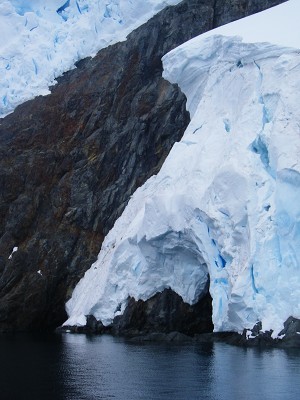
[0,333,299,400]
[61,334,215,400]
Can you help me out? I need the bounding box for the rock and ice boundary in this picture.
[65,33,300,339]
[0,0,181,117]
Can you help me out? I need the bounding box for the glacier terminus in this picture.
[65,24,300,338]
[1,0,299,343]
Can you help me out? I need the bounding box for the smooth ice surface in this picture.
[0,0,181,118]
[198,0,300,49]
[65,1,300,335]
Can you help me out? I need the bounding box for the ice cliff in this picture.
[0,0,289,333]
[65,33,300,337]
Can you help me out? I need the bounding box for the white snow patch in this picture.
[8,246,18,259]
[246,330,257,340]
[63,314,86,327]
[197,0,300,50]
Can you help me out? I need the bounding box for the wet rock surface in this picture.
[193,317,300,348]
[239,317,300,348]
[61,315,300,349]
[0,0,285,332]
[111,288,213,337]
[61,288,213,336]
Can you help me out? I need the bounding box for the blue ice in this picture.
[32,59,38,75]
[104,6,111,18]
[214,254,226,269]
[10,0,32,16]
[214,278,228,285]
[57,0,71,21]
[250,265,258,294]
[223,118,231,133]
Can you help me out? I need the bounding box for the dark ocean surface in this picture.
[0,333,299,400]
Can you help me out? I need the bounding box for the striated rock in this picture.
[213,0,286,25]
[0,0,285,332]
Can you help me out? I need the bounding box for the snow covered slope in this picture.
[65,1,300,336]
[0,0,180,118]
[199,0,299,48]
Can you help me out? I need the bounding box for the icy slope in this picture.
[168,37,300,337]
[0,0,180,117]
[65,32,300,335]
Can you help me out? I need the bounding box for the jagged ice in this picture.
[65,1,300,336]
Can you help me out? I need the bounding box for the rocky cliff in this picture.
[0,0,285,332]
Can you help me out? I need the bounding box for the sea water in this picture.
[0,333,299,400]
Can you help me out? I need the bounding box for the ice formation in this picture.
[65,7,300,335]
[0,0,181,117]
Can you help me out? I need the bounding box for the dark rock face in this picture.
[192,317,300,348]
[58,315,108,334]
[111,288,213,337]
[213,0,286,25]
[0,0,286,332]
[239,317,300,348]
[61,288,213,337]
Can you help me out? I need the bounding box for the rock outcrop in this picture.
[62,288,213,336]
[0,0,285,332]
[111,288,213,337]
[194,317,300,348]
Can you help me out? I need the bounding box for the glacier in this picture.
[65,25,300,336]
[0,0,181,118]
